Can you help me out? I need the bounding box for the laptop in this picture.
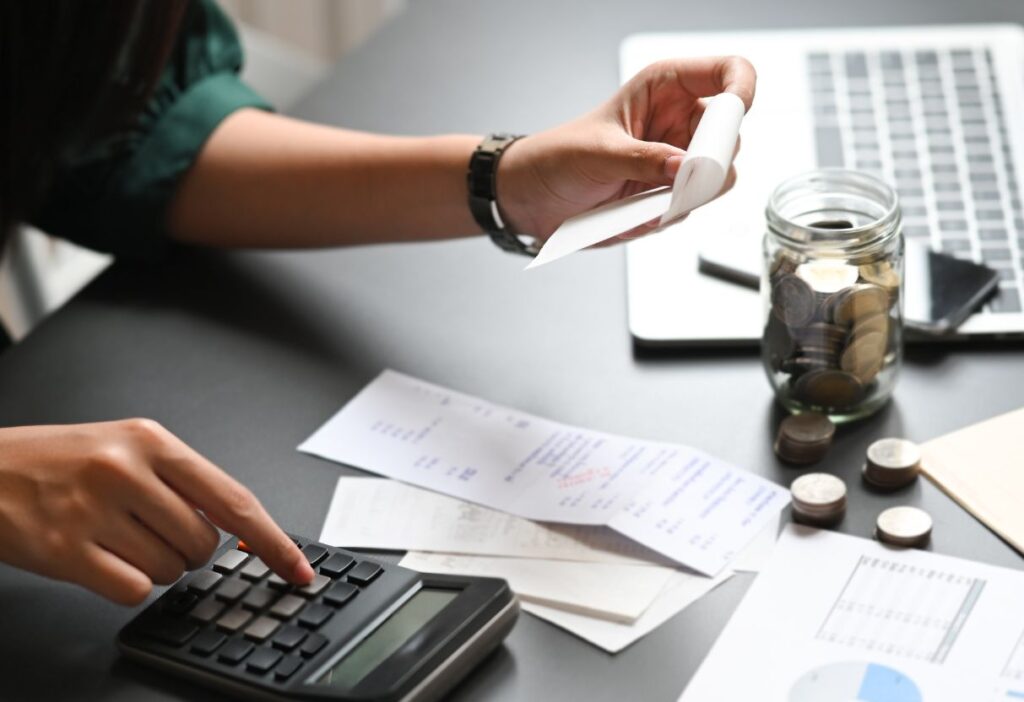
[622,24,1024,346]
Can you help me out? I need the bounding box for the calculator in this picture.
[118,535,519,701]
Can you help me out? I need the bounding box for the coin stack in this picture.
[790,473,847,527]
[875,506,932,547]
[774,413,836,464]
[862,438,922,490]
[763,253,899,414]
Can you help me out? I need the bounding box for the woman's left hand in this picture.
[496,55,756,242]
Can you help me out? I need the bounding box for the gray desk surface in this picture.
[3,1,1024,700]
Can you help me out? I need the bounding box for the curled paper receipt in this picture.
[526,92,746,269]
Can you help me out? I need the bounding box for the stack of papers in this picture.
[320,478,779,652]
[300,370,788,576]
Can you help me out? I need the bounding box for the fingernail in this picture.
[664,154,683,178]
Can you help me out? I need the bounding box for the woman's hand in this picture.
[497,56,756,241]
[0,419,314,605]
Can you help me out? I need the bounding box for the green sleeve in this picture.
[31,0,272,260]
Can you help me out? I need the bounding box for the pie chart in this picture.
[789,661,922,702]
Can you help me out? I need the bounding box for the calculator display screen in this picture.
[315,588,457,689]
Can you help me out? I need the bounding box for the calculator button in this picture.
[244,616,281,642]
[297,603,333,629]
[296,574,331,598]
[190,630,227,656]
[218,638,254,665]
[139,615,198,646]
[269,594,306,619]
[323,582,358,607]
[267,573,291,591]
[215,578,251,603]
[301,544,328,566]
[274,655,303,680]
[239,558,270,581]
[189,597,226,623]
[212,549,249,574]
[271,625,307,651]
[241,586,278,611]
[319,553,355,578]
[217,606,254,632]
[346,561,383,586]
[187,570,223,594]
[298,633,327,658]
[237,540,252,553]
[163,591,198,616]
[246,646,282,674]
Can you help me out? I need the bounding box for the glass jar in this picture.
[762,169,904,422]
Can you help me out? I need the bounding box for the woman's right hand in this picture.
[0,419,314,605]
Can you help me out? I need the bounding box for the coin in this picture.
[829,284,890,327]
[772,275,817,327]
[763,315,796,363]
[792,322,847,349]
[790,472,847,526]
[840,331,887,383]
[859,261,900,292]
[850,312,890,339]
[875,506,932,547]
[793,369,865,409]
[774,413,836,464]
[862,437,921,490]
[796,260,860,294]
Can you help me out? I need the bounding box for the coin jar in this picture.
[762,169,904,422]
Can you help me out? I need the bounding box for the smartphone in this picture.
[698,238,1000,335]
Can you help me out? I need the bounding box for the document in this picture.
[320,477,674,566]
[922,406,1024,557]
[679,525,1024,702]
[523,569,734,654]
[399,552,674,623]
[526,92,745,269]
[301,370,788,576]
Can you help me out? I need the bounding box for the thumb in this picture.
[611,138,684,186]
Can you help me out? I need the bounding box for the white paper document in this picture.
[320,477,673,566]
[526,92,745,269]
[300,370,788,576]
[679,525,1024,702]
[399,552,673,623]
[524,568,734,654]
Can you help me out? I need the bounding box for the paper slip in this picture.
[525,569,734,654]
[922,406,1024,556]
[525,92,745,269]
[680,525,1024,701]
[399,552,673,623]
[300,370,788,576]
[320,477,674,566]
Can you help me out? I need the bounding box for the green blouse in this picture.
[31,0,271,260]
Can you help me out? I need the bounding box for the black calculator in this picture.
[119,535,518,701]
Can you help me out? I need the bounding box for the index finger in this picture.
[155,446,314,585]
[649,55,757,112]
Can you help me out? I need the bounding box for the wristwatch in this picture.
[467,133,540,256]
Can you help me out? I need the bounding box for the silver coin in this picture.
[876,506,933,547]
[791,473,847,508]
[867,438,921,471]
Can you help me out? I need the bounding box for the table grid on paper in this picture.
[1004,628,1024,682]
[815,555,986,663]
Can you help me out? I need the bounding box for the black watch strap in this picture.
[467,133,539,256]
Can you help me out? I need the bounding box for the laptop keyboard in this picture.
[809,47,1023,314]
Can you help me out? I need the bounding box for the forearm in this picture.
[168,109,484,248]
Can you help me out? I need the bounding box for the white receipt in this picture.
[399,552,674,623]
[300,369,788,576]
[526,92,745,269]
[320,477,672,566]
[524,569,734,654]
